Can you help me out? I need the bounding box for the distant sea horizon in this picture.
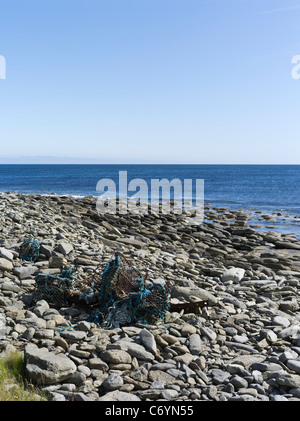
[0,164,299,237]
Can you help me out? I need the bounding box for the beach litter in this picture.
[19,238,40,262]
[31,253,171,329]
[32,266,78,307]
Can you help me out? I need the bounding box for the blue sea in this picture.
[0,164,299,237]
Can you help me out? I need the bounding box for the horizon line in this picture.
[0,162,299,166]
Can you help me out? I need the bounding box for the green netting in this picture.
[88,254,170,327]
[32,267,77,307]
[31,254,170,328]
[19,238,40,262]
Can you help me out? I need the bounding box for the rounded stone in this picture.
[230,375,249,390]
[102,373,124,391]
[100,349,132,364]
[286,360,300,374]
[181,324,197,336]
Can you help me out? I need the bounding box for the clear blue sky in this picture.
[0,0,299,164]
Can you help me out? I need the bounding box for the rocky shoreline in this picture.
[0,192,300,401]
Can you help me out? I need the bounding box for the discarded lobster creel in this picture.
[19,238,40,262]
[88,253,170,328]
[31,253,171,329]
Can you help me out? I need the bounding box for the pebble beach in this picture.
[1,192,300,401]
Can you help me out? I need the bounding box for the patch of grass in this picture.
[0,351,48,401]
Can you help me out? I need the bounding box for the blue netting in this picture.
[19,238,40,262]
[32,266,77,307]
[88,254,170,328]
[30,253,170,328]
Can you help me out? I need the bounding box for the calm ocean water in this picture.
[0,164,299,237]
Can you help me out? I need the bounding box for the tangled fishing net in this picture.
[19,238,40,262]
[32,267,78,307]
[31,253,170,329]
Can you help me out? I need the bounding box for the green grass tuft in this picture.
[0,351,48,401]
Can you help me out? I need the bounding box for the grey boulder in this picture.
[170,286,218,305]
[25,345,76,385]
